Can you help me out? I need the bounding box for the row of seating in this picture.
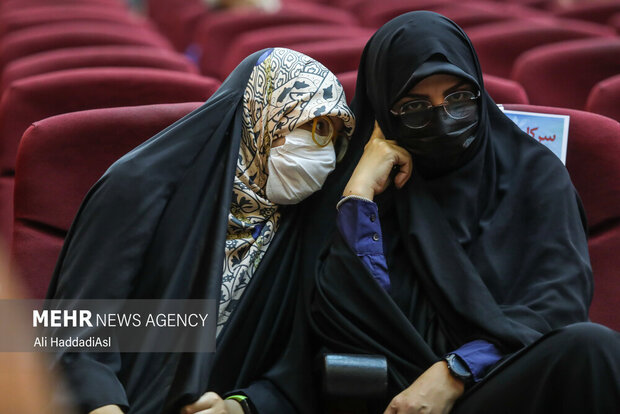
[1,0,618,334]
[0,0,221,299]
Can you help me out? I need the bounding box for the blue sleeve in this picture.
[336,196,390,292]
[450,340,503,382]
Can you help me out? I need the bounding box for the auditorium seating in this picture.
[2,0,617,328]
[191,3,357,78]
[505,104,620,331]
[0,0,125,14]
[357,0,544,29]
[552,2,620,25]
[483,74,529,104]
[0,68,220,242]
[1,46,198,93]
[282,38,368,78]
[586,75,620,122]
[0,22,173,73]
[467,18,615,78]
[220,24,373,80]
[11,102,203,298]
[511,38,620,110]
[0,5,148,37]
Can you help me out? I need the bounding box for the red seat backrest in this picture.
[505,103,620,331]
[483,74,529,104]
[192,3,357,78]
[287,38,368,77]
[0,6,147,37]
[467,18,615,78]
[0,22,172,73]
[0,0,125,13]
[1,46,198,93]
[586,74,620,122]
[0,68,220,241]
[11,102,203,298]
[511,38,620,110]
[221,24,373,80]
[553,2,620,25]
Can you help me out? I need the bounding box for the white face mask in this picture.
[266,127,336,205]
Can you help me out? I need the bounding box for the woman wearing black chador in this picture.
[309,11,620,414]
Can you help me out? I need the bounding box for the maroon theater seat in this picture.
[0,6,148,37]
[147,0,209,51]
[467,18,615,78]
[337,70,357,104]
[586,75,620,122]
[357,0,544,29]
[0,0,125,12]
[553,2,620,25]
[504,104,620,331]
[511,38,620,110]
[609,13,620,35]
[221,25,373,80]
[0,23,173,74]
[483,74,529,104]
[287,38,368,78]
[0,68,220,242]
[12,102,203,298]
[192,3,357,78]
[1,46,198,93]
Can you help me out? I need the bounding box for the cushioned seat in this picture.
[586,74,620,122]
[220,24,373,80]
[192,3,357,78]
[511,38,620,109]
[11,102,203,297]
[0,22,172,73]
[0,68,220,242]
[505,104,620,331]
[1,45,198,93]
[0,5,148,37]
[467,18,615,78]
[553,2,620,25]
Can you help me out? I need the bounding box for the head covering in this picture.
[309,11,592,402]
[46,48,353,414]
[219,48,353,333]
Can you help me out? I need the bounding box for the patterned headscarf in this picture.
[217,48,355,334]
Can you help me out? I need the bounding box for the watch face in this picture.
[448,354,472,378]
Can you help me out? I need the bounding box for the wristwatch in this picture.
[443,353,473,386]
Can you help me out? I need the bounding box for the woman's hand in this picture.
[343,122,412,200]
[180,392,244,414]
[383,361,465,414]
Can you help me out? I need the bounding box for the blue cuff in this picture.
[337,197,390,291]
[450,340,503,382]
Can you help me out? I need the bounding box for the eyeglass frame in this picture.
[390,89,481,129]
[311,116,336,147]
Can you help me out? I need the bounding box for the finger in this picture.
[392,148,413,189]
[370,121,386,141]
[181,392,220,414]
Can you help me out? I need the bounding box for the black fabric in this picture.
[454,322,620,413]
[309,11,595,409]
[46,50,321,414]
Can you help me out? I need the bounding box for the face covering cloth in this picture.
[45,48,353,414]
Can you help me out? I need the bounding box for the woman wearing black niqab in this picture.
[45,48,354,414]
[309,11,620,414]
